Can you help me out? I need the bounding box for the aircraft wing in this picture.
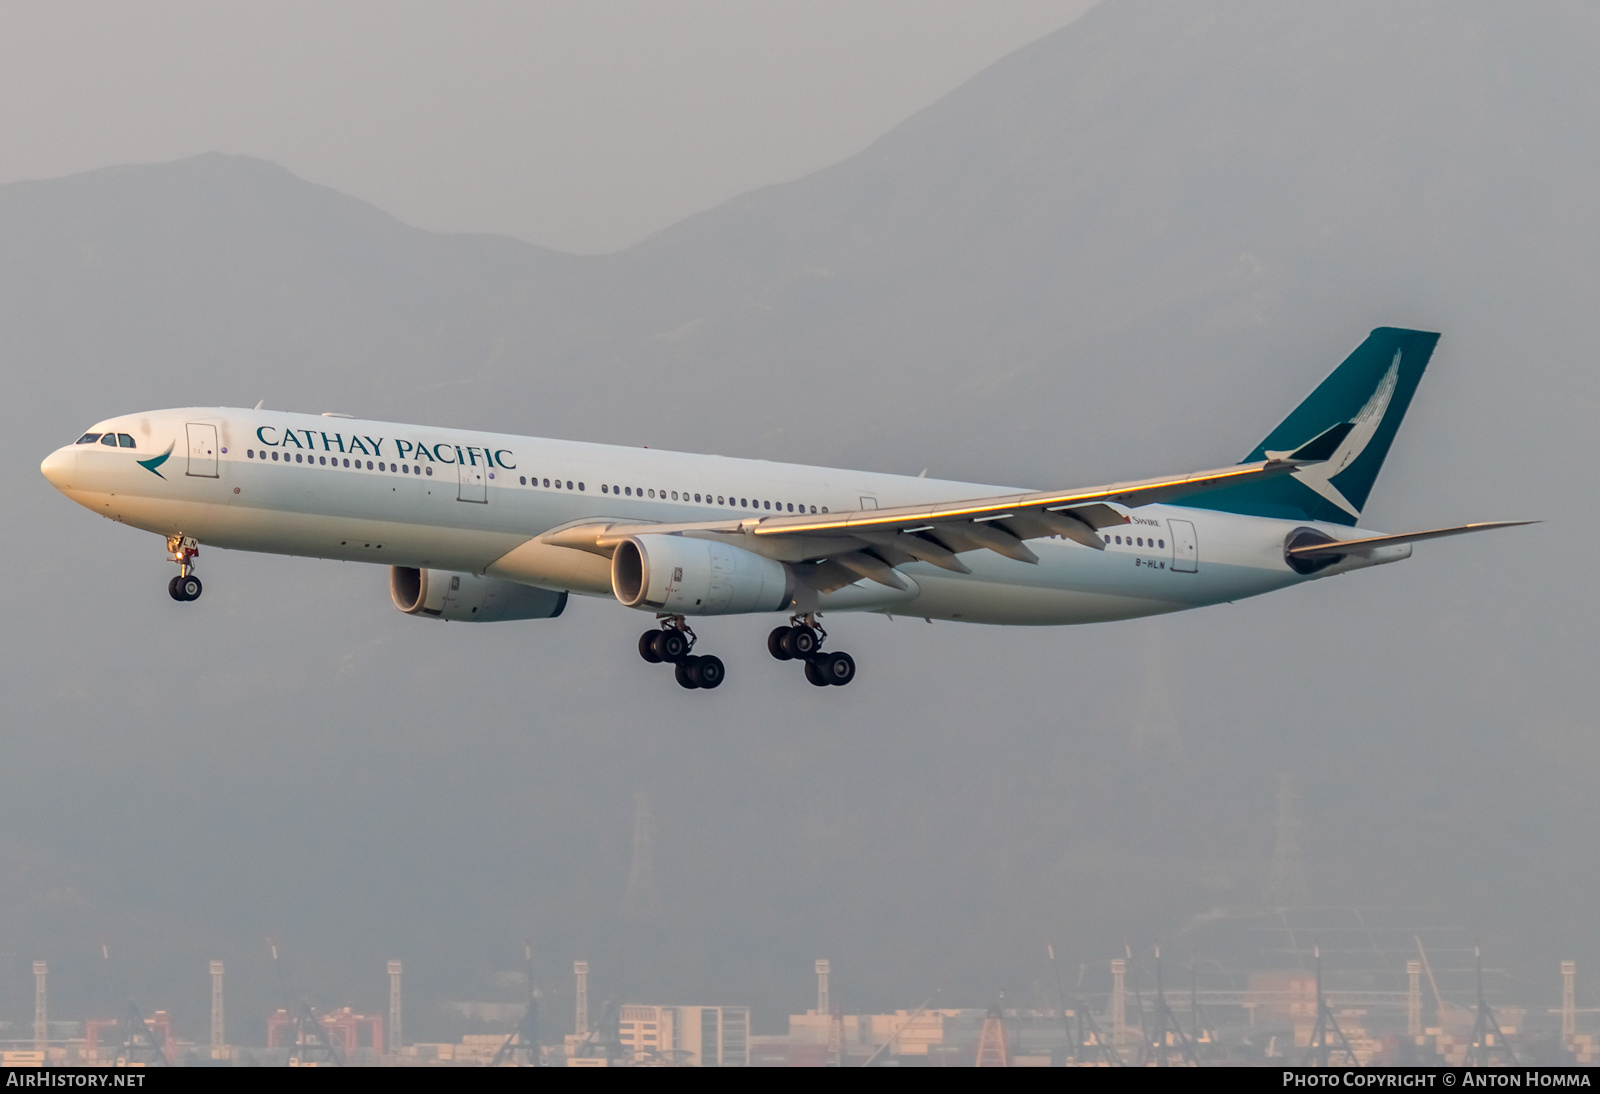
[542,456,1307,593]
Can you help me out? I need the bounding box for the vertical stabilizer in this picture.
[1186,328,1438,525]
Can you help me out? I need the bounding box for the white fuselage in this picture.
[40,408,1409,624]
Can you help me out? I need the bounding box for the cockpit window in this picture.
[77,433,101,444]
[117,434,136,448]
[100,433,118,446]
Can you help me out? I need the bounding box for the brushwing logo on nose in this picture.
[137,441,175,479]
[1265,351,1401,519]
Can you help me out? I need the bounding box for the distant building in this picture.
[616,1004,750,1066]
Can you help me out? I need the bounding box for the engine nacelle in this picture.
[390,567,567,621]
[611,534,791,615]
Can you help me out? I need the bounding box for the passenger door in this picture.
[185,423,218,478]
[458,457,487,503]
[1167,518,1198,572]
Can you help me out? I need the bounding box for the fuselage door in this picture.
[458,457,487,503]
[185,422,219,478]
[1168,518,1198,572]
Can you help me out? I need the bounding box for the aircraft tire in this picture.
[658,629,690,663]
[639,631,664,663]
[169,576,186,601]
[691,654,725,689]
[788,626,819,658]
[804,658,830,687]
[178,575,203,601]
[675,657,701,689]
[821,651,855,686]
[768,626,793,660]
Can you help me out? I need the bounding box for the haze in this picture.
[2,0,1595,1049]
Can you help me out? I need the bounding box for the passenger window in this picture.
[741,498,748,507]
[578,482,584,491]
[101,433,118,446]
[787,503,794,512]
[648,489,654,498]
[821,507,828,513]
[717,496,724,505]
[77,433,101,444]
[763,500,771,510]
[1159,539,1165,548]
[624,487,631,496]
[117,434,136,448]
[566,481,573,490]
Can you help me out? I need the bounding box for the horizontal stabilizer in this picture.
[1286,520,1537,557]
[1288,422,1355,462]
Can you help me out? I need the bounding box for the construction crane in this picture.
[974,1005,1011,1067]
[1466,944,1517,1066]
[575,1000,624,1063]
[1302,945,1359,1067]
[1139,944,1200,1067]
[490,943,542,1067]
[269,940,341,1066]
[117,1002,170,1067]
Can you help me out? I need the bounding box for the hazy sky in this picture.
[0,0,1095,253]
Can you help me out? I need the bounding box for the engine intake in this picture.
[611,534,791,615]
[390,567,567,621]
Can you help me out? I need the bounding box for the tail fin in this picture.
[1186,327,1438,526]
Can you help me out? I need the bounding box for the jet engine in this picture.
[390,566,567,621]
[611,534,791,615]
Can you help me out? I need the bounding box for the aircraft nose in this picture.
[40,445,77,490]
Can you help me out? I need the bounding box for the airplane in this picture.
[39,327,1527,690]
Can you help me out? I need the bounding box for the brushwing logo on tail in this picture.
[137,441,175,479]
[1265,352,1401,518]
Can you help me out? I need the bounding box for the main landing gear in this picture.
[166,534,203,602]
[638,617,725,690]
[768,615,856,687]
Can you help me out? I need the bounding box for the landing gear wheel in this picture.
[786,626,819,658]
[169,575,185,601]
[639,631,664,663]
[176,575,202,601]
[818,651,855,686]
[804,658,830,687]
[768,626,793,661]
[675,656,701,689]
[690,654,725,689]
[657,629,690,663]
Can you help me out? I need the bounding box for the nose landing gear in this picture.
[166,534,202,602]
[638,617,725,690]
[768,615,856,686]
